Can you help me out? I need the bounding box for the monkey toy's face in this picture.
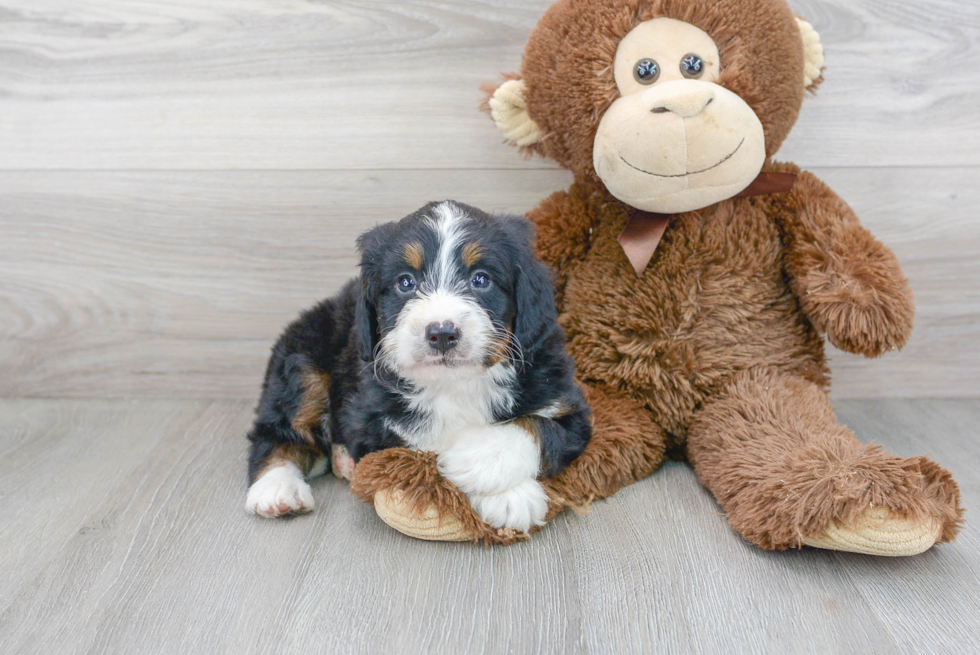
[486,0,825,216]
[593,18,766,213]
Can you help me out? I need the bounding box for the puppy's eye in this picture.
[470,272,491,290]
[396,274,416,293]
[680,54,704,79]
[634,58,660,84]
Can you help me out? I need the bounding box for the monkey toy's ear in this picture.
[796,18,825,91]
[485,77,546,147]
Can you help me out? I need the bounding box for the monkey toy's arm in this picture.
[526,186,596,305]
[778,170,915,357]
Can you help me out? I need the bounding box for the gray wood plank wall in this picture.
[1,0,978,399]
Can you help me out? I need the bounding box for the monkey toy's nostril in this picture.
[647,88,715,118]
[425,321,461,354]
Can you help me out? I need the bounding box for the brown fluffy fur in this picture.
[510,0,805,180]
[354,0,963,549]
[686,368,962,548]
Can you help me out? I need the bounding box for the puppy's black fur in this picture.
[246,201,591,491]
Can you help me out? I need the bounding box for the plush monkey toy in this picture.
[352,0,963,554]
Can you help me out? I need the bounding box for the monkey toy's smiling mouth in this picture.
[620,138,744,178]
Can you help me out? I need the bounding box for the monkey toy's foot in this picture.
[687,369,963,555]
[803,506,943,556]
[373,487,472,542]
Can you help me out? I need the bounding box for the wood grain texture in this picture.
[0,399,213,612]
[1,1,976,651]
[1,167,977,399]
[0,0,978,170]
[0,398,976,654]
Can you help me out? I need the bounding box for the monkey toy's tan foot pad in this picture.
[349,448,533,546]
[373,488,472,541]
[803,506,943,556]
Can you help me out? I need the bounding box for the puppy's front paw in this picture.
[469,478,548,533]
[437,424,540,496]
[246,463,315,518]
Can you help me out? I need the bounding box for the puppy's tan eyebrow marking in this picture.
[403,242,424,270]
[461,241,483,268]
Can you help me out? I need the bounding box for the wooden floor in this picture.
[0,398,977,654]
[2,0,979,653]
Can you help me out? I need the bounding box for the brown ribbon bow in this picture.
[617,172,797,275]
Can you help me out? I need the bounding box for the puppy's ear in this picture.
[355,222,396,361]
[507,218,558,357]
[354,283,379,361]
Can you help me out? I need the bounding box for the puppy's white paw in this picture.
[437,423,540,496]
[468,478,548,533]
[331,444,355,481]
[246,463,315,518]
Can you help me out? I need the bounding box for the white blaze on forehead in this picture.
[428,201,468,292]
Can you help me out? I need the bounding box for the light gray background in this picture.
[1,1,978,653]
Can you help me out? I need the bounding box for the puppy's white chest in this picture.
[389,366,516,453]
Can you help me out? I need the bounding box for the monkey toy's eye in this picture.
[396,274,416,293]
[680,54,704,79]
[470,272,491,290]
[633,58,660,84]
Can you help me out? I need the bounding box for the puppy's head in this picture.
[356,201,556,383]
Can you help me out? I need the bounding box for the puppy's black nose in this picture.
[425,321,460,354]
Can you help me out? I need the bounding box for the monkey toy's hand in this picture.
[782,171,915,358]
[794,244,915,357]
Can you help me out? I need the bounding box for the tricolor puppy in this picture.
[245,201,592,532]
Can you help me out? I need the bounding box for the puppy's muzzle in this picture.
[425,321,461,354]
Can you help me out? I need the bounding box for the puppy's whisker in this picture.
[371,339,393,383]
[491,321,525,370]
[507,337,527,371]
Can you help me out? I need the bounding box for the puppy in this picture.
[245,200,592,532]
